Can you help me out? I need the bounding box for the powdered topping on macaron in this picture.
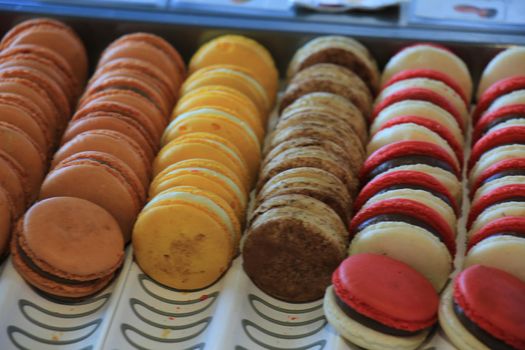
[453,265,525,350]
[332,254,438,333]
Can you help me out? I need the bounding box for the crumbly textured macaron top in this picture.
[19,196,124,279]
[454,265,525,350]
[333,253,438,331]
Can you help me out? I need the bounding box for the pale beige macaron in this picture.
[349,221,452,291]
[468,202,525,239]
[381,45,472,100]
[286,36,380,94]
[371,100,464,146]
[469,144,525,185]
[375,77,469,127]
[477,46,525,100]
[486,89,525,113]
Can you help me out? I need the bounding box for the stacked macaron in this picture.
[0,18,88,258]
[132,35,277,291]
[464,46,525,284]
[324,43,473,350]
[242,36,378,302]
[10,32,184,299]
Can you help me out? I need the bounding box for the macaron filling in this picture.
[366,155,456,182]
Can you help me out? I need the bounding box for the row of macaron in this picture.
[10,25,186,299]
[133,35,279,291]
[0,19,88,259]
[324,43,475,350]
[242,36,380,303]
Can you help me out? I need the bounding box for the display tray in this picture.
[0,7,500,350]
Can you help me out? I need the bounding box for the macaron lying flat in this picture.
[286,36,380,95]
[242,194,347,302]
[324,254,439,350]
[439,265,525,350]
[40,151,145,242]
[477,46,525,100]
[465,216,525,283]
[11,197,124,299]
[133,186,239,290]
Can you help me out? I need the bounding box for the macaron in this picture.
[465,217,525,283]
[0,150,29,216]
[0,187,13,259]
[153,132,251,190]
[286,36,380,95]
[360,140,461,183]
[10,196,124,299]
[61,112,156,162]
[281,92,368,145]
[280,63,372,117]
[477,46,525,100]
[373,79,468,131]
[473,76,525,123]
[133,186,238,290]
[324,254,439,350]
[439,265,525,350]
[0,121,46,197]
[349,198,455,290]
[367,123,461,165]
[162,107,261,179]
[188,35,278,104]
[0,18,88,84]
[39,151,145,242]
[242,194,347,302]
[468,202,525,240]
[469,157,525,196]
[381,44,472,100]
[381,68,468,105]
[97,32,185,91]
[52,129,151,191]
[173,85,264,127]
[486,89,525,114]
[149,163,247,222]
[181,64,270,115]
[469,145,525,185]
[473,104,525,143]
[354,169,459,215]
[256,167,351,221]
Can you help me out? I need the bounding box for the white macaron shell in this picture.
[468,201,525,239]
[487,89,525,113]
[472,175,525,204]
[349,221,452,291]
[486,118,525,133]
[465,235,525,283]
[477,47,525,100]
[469,144,525,184]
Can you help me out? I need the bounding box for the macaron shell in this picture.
[474,76,525,122]
[349,222,452,291]
[381,45,472,100]
[468,202,525,239]
[133,203,233,290]
[465,236,525,283]
[472,175,525,204]
[473,104,525,143]
[468,184,525,228]
[477,46,525,99]
[469,145,525,184]
[0,188,12,258]
[0,151,29,216]
[487,89,525,113]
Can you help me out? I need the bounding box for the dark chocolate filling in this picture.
[356,213,444,244]
[453,301,516,350]
[483,170,525,185]
[16,236,101,287]
[334,291,429,337]
[377,185,453,208]
[483,114,525,136]
[367,156,455,182]
[492,197,525,207]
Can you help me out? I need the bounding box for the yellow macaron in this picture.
[188,35,278,105]
[149,160,247,221]
[133,186,240,290]
[153,132,251,190]
[162,108,261,179]
[181,64,271,115]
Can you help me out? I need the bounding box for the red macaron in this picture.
[469,157,525,197]
[354,169,459,215]
[473,76,525,124]
[472,104,525,143]
[452,265,525,350]
[467,216,525,251]
[359,140,461,183]
[382,68,468,106]
[349,198,456,255]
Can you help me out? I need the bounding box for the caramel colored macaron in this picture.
[0,187,13,259]
[0,18,88,84]
[40,151,145,242]
[52,130,151,191]
[0,150,29,217]
[11,196,124,299]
